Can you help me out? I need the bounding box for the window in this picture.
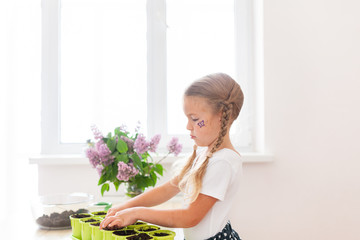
[42,0,259,154]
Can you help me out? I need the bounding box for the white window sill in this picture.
[29,152,274,165]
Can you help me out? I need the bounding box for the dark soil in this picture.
[139,227,157,232]
[36,209,88,228]
[134,221,146,225]
[71,213,92,218]
[113,230,137,236]
[153,233,170,236]
[84,219,98,223]
[103,225,127,231]
[91,222,101,226]
[126,233,153,240]
[93,211,107,215]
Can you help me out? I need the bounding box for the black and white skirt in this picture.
[205,221,241,240]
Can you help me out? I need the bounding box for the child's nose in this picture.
[186,120,193,131]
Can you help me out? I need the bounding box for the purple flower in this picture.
[93,140,114,166]
[167,137,182,156]
[86,148,100,168]
[91,125,103,140]
[133,134,149,155]
[117,162,139,181]
[96,141,112,158]
[135,121,141,133]
[119,124,129,134]
[95,165,104,176]
[149,134,161,152]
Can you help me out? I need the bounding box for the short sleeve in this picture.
[200,160,232,201]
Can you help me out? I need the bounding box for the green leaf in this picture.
[113,181,120,191]
[114,127,121,135]
[145,176,155,187]
[154,164,164,176]
[150,172,157,186]
[116,139,128,153]
[116,153,129,163]
[110,164,118,182]
[136,176,147,189]
[98,174,107,186]
[105,203,113,211]
[101,183,110,196]
[107,138,116,152]
[95,202,109,206]
[131,153,143,171]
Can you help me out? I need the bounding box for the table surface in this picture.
[2,195,184,240]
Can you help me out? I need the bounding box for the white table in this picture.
[4,195,184,240]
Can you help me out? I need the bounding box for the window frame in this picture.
[41,0,262,154]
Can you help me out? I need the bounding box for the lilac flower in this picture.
[134,121,141,133]
[149,134,161,152]
[120,136,134,152]
[133,134,149,155]
[117,162,139,181]
[96,141,111,157]
[95,165,104,176]
[91,125,103,140]
[93,140,113,166]
[167,137,182,156]
[101,155,114,166]
[86,148,100,168]
[119,124,129,134]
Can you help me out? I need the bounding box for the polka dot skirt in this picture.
[206,221,242,240]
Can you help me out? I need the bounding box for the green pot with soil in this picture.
[80,217,102,240]
[91,211,108,218]
[101,226,129,240]
[126,221,148,229]
[134,225,160,234]
[70,213,93,239]
[124,233,154,240]
[112,229,138,240]
[90,222,102,240]
[150,230,176,240]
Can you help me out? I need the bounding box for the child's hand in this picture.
[100,208,138,230]
[105,205,125,218]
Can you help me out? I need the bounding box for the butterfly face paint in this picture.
[197,120,205,128]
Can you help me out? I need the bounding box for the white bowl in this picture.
[31,192,94,230]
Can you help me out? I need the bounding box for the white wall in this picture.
[229,0,360,239]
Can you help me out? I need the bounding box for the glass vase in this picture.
[125,182,143,198]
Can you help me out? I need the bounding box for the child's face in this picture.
[183,96,222,147]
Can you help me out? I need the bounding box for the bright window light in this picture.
[60,0,147,143]
[167,0,235,134]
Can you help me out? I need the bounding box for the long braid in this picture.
[175,144,198,185]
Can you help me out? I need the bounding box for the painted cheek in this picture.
[197,120,206,128]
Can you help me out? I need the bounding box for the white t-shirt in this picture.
[183,148,242,240]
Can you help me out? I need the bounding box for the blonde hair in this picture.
[177,73,244,202]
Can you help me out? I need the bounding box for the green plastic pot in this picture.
[80,217,102,240]
[70,213,93,239]
[150,230,176,240]
[101,227,128,240]
[91,211,108,218]
[112,229,138,240]
[126,221,148,229]
[90,222,102,240]
[134,225,160,233]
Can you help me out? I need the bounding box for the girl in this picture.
[100,73,244,240]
